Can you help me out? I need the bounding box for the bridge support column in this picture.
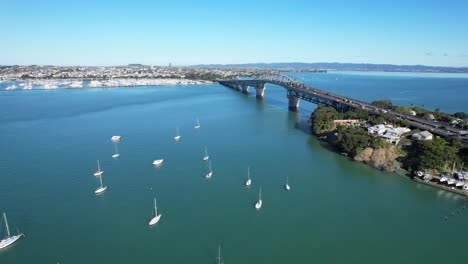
[242,85,249,94]
[288,95,300,111]
[255,85,265,99]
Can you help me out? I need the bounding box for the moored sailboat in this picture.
[245,166,251,187]
[174,127,181,141]
[95,174,107,194]
[203,146,209,161]
[255,187,262,209]
[205,160,213,179]
[93,160,104,176]
[0,213,24,250]
[112,143,120,158]
[285,176,291,191]
[148,197,162,226]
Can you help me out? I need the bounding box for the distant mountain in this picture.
[192,62,468,73]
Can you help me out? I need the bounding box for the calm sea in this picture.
[0,72,467,263]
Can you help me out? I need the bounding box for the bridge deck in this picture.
[217,76,467,143]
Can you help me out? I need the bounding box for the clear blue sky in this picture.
[2,0,468,66]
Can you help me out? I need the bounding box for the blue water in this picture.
[0,72,467,263]
[288,71,468,113]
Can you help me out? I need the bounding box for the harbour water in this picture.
[1,72,467,263]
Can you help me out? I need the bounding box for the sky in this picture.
[1,0,468,67]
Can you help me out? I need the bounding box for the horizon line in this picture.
[1,61,468,69]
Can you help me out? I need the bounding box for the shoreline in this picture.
[0,78,214,91]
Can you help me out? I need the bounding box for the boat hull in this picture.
[245,179,251,186]
[94,171,104,177]
[153,159,164,166]
[174,136,181,141]
[111,136,121,141]
[255,200,262,209]
[149,214,162,226]
[0,234,23,250]
[95,186,107,194]
[205,172,213,179]
[285,184,291,191]
[112,154,120,158]
[203,156,209,161]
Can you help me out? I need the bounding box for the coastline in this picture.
[0,78,214,91]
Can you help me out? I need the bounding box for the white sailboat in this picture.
[111,135,121,141]
[112,143,120,158]
[0,213,24,250]
[95,174,107,194]
[203,146,209,161]
[216,244,223,264]
[255,187,262,209]
[285,176,291,191]
[194,118,201,129]
[205,160,213,179]
[245,166,251,187]
[153,159,164,166]
[93,160,104,176]
[148,197,162,226]
[174,127,181,141]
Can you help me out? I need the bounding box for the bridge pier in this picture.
[255,85,265,99]
[288,95,300,111]
[242,85,249,94]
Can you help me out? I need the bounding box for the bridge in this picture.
[217,73,468,142]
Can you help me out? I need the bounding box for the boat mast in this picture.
[287,176,289,185]
[247,166,250,180]
[99,175,103,188]
[205,146,208,156]
[217,244,222,264]
[97,160,101,172]
[176,127,179,136]
[3,213,10,238]
[452,161,456,177]
[209,160,212,172]
[154,198,158,216]
[259,187,262,201]
[115,143,118,154]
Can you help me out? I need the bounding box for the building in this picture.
[367,124,387,136]
[380,127,411,143]
[409,110,417,116]
[412,131,433,141]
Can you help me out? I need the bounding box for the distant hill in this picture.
[193,62,468,73]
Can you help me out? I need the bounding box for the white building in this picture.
[412,131,433,141]
[367,124,386,136]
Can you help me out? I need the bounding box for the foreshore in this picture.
[413,176,468,197]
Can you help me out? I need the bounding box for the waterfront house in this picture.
[380,127,411,143]
[409,110,417,116]
[367,124,386,136]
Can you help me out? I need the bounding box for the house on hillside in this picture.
[412,131,433,141]
[367,124,386,136]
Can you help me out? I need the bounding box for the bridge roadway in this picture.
[217,73,467,143]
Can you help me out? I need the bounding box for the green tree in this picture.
[335,125,371,156]
[411,138,458,172]
[371,99,393,109]
[310,106,339,135]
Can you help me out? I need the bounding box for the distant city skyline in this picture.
[2,0,468,67]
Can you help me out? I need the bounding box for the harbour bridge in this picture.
[217,73,467,142]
